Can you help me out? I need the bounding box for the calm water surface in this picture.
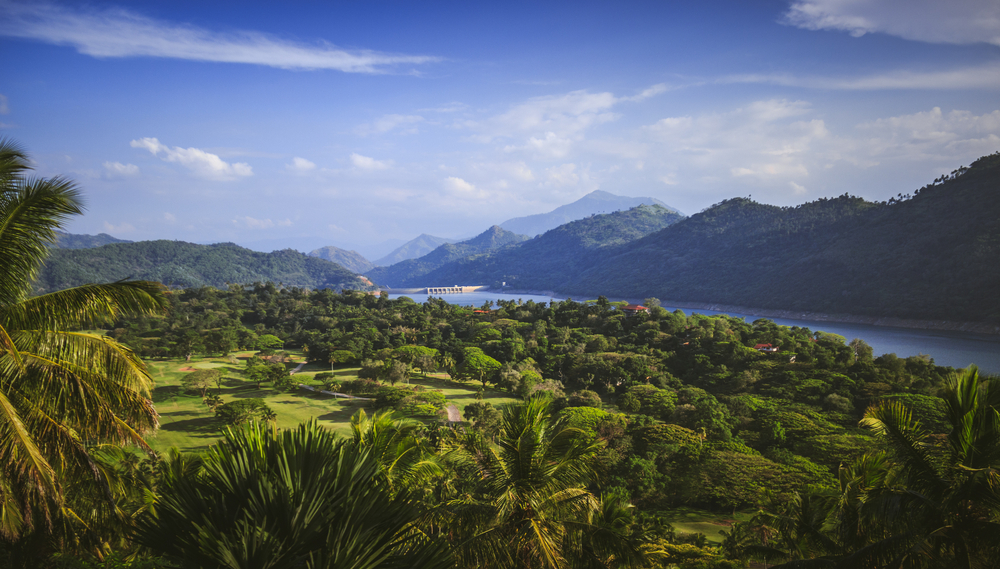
[389,292,1000,373]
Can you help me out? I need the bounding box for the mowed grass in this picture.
[659,508,754,544]
[144,352,517,453]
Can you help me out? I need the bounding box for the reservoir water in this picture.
[389,291,1000,373]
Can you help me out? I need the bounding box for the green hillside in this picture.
[35,240,374,293]
[308,245,375,274]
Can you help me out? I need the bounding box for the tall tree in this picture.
[438,396,642,569]
[0,139,166,554]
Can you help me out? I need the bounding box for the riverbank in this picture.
[486,288,1000,337]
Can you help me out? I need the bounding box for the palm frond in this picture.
[0,175,82,305]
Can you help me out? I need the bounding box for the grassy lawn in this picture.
[658,508,754,544]
[144,353,518,453]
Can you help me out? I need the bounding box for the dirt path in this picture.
[446,404,461,422]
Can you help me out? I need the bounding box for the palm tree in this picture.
[0,139,167,543]
[137,420,452,569]
[438,396,642,569]
[763,365,1000,569]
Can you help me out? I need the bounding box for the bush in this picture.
[567,389,603,408]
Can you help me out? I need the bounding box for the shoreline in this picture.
[486,288,1000,337]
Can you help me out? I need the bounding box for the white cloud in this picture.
[130,137,253,180]
[444,176,488,198]
[638,99,1000,205]
[0,1,440,73]
[0,94,8,114]
[286,156,316,172]
[784,0,1000,46]
[355,114,424,135]
[231,216,292,229]
[163,212,176,223]
[855,107,1000,162]
[350,153,391,170]
[545,163,580,187]
[102,161,138,177]
[103,221,135,234]
[476,84,667,160]
[722,63,1000,91]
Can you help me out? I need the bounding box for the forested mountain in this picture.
[427,152,1000,325]
[425,204,684,289]
[308,245,374,273]
[374,233,456,266]
[367,226,530,287]
[55,230,132,248]
[34,240,374,293]
[579,152,1000,324]
[498,189,681,237]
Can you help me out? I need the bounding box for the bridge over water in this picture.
[383,285,489,295]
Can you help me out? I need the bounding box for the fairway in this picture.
[145,352,518,452]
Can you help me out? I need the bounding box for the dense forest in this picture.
[33,240,374,293]
[34,284,991,568]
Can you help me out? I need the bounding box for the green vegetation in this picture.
[0,139,167,564]
[54,230,132,249]
[7,141,999,568]
[308,244,375,274]
[424,203,684,290]
[34,240,374,293]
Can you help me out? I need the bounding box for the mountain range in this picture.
[498,189,679,237]
[34,241,372,293]
[366,226,530,287]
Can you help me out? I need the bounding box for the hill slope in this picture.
[424,204,685,289]
[374,234,456,266]
[367,226,529,287]
[499,189,682,237]
[308,245,375,274]
[35,241,374,293]
[55,231,132,249]
[576,152,1000,324]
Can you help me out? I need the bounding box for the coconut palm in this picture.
[439,396,642,569]
[766,365,1000,569]
[0,139,167,542]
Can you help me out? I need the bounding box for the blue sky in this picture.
[2,0,999,257]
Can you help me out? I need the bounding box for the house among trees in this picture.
[620,303,649,317]
[754,343,779,353]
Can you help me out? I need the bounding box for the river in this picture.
[388,291,1000,373]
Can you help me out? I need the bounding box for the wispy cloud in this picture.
[721,63,1000,91]
[0,94,8,114]
[350,153,391,171]
[130,137,253,180]
[286,157,316,173]
[783,0,1000,46]
[231,216,292,230]
[0,1,441,73]
[103,161,138,177]
[103,220,135,234]
[355,114,425,135]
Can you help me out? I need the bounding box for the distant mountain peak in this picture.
[374,234,456,266]
[499,190,683,237]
